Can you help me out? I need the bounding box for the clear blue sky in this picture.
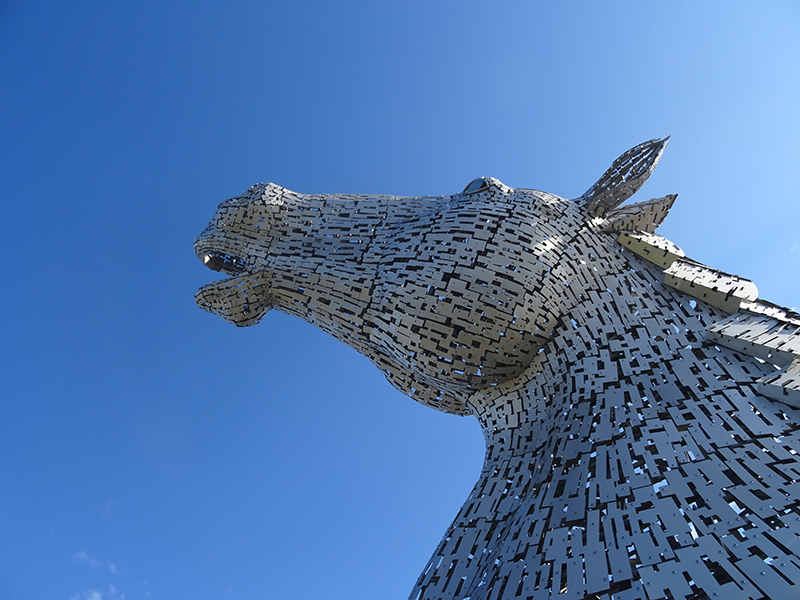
[1,2,799,599]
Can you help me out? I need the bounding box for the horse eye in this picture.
[463,178,489,195]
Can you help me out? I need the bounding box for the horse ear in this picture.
[579,138,669,216]
[601,194,678,233]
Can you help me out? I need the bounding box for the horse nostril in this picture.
[203,254,225,272]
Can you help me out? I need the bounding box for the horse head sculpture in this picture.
[195,140,800,600]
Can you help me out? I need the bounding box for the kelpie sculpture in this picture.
[194,139,800,599]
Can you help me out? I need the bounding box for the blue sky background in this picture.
[1,2,799,599]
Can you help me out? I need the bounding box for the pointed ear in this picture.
[579,138,669,216]
[601,194,678,233]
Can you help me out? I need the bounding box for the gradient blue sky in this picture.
[1,2,799,599]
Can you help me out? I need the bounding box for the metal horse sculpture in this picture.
[194,140,800,600]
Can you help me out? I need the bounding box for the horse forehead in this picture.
[216,183,572,245]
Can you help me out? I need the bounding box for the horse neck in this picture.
[409,254,790,599]
[469,250,715,444]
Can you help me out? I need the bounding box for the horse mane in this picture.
[573,137,800,409]
[594,189,800,409]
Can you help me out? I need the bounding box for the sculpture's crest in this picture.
[195,140,800,599]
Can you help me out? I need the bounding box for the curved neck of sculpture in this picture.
[468,252,688,437]
[408,255,782,599]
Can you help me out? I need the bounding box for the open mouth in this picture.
[202,250,247,275]
[195,248,272,327]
